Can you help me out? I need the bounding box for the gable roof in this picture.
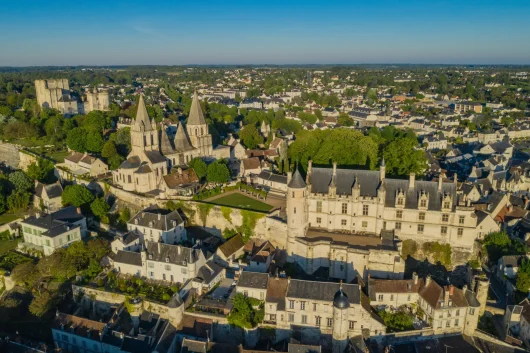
[287,279,360,304]
[218,233,245,258]
[129,206,184,231]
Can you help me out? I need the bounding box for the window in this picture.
[390,294,394,301]
[441,226,447,235]
[260,292,264,300]
[301,315,307,324]
[341,219,347,226]
[456,309,460,316]
[181,268,187,274]
[378,294,384,301]
[362,221,368,228]
[418,224,424,234]
[342,203,348,214]
[289,300,295,309]
[300,301,306,310]
[316,316,321,326]
[349,321,355,329]
[397,197,404,206]
[469,308,475,315]
[316,217,322,224]
[148,262,154,268]
[419,212,425,221]
[457,228,463,236]
[165,265,171,271]
[293,207,296,214]
[420,199,427,208]
[438,321,442,329]
[289,313,294,322]
[244,290,248,296]
[442,214,449,222]
[459,216,465,224]
[444,201,451,209]
[362,205,369,216]
[454,318,459,326]
[313,303,318,311]
[395,222,402,230]
[316,201,322,212]
[163,273,166,281]
[396,210,403,219]
[446,321,450,328]
[327,318,333,327]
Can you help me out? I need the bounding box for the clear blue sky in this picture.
[1,0,529,66]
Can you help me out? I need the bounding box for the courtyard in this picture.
[205,191,275,212]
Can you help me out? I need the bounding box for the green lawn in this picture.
[0,239,20,256]
[42,149,71,163]
[208,193,273,212]
[0,213,20,226]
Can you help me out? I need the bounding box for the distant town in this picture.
[0,65,529,353]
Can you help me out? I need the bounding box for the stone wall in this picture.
[18,150,38,171]
[0,142,21,169]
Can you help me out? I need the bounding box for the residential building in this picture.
[64,152,109,177]
[19,206,87,255]
[127,205,186,244]
[33,181,63,213]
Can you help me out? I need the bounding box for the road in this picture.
[483,265,513,308]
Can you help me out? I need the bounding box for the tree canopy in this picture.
[62,184,95,208]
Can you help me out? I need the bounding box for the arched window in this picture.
[201,127,204,135]
[195,128,198,136]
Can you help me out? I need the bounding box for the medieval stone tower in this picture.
[129,95,159,157]
[286,166,308,261]
[186,90,213,157]
[85,88,110,113]
[332,284,350,353]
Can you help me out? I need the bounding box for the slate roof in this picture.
[237,271,269,289]
[177,315,212,339]
[368,278,425,300]
[120,156,142,169]
[257,170,287,184]
[146,242,199,265]
[310,167,457,211]
[129,205,184,231]
[174,123,194,152]
[288,168,306,189]
[287,279,360,304]
[144,150,167,164]
[35,181,63,199]
[194,261,224,285]
[114,250,142,267]
[21,206,84,238]
[135,95,154,131]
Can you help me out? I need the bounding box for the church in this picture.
[113,91,213,194]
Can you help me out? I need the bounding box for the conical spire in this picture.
[288,164,306,189]
[187,89,207,126]
[160,128,174,154]
[174,123,193,152]
[381,157,386,167]
[135,95,153,131]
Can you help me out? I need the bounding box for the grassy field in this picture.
[0,239,20,256]
[208,193,273,212]
[42,149,71,163]
[0,213,20,226]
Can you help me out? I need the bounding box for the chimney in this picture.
[409,173,415,189]
[413,272,418,285]
[177,245,181,255]
[307,160,313,176]
[177,167,183,175]
[449,285,454,295]
[332,161,337,177]
[438,176,443,192]
[463,284,468,293]
[76,207,81,214]
[454,173,458,185]
[425,275,431,287]
[287,171,292,184]
[35,212,41,219]
[288,276,291,284]
[158,213,161,221]
[157,242,161,254]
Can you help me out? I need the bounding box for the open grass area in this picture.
[207,193,273,212]
[0,213,21,226]
[0,239,21,256]
[41,149,71,163]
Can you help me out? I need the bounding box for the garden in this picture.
[208,193,273,212]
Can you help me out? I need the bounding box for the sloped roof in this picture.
[135,95,154,131]
[174,123,194,152]
[288,168,306,189]
[187,90,207,126]
[114,250,142,266]
[129,206,184,231]
[218,233,245,257]
[287,279,360,304]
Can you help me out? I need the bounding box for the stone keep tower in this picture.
[129,95,159,157]
[286,166,308,261]
[332,284,350,353]
[186,90,213,157]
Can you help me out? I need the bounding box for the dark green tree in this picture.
[62,184,94,207]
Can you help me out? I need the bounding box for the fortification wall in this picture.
[0,142,21,168]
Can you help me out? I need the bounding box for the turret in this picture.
[329,162,337,198]
[380,157,386,181]
[286,165,308,261]
[332,283,350,353]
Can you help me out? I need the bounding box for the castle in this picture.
[284,161,500,281]
[35,79,110,116]
[112,91,213,194]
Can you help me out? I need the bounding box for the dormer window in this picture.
[397,197,404,206]
[420,199,427,208]
[418,190,429,209]
[166,257,170,263]
[135,219,139,225]
[149,254,153,259]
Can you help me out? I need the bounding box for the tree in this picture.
[516,259,530,293]
[483,231,527,263]
[206,160,230,184]
[101,140,118,159]
[44,115,65,143]
[189,158,207,180]
[239,125,263,149]
[90,197,110,219]
[29,291,55,318]
[108,155,124,170]
[8,171,33,192]
[66,127,88,152]
[11,262,38,286]
[27,159,55,183]
[383,138,427,177]
[337,113,354,126]
[7,191,30,212]
[62,184,94,207]
[110,128,131,156]
[84,110,107,133]
[86,132,105,153]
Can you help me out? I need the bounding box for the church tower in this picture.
[186,90,213,157]
[286,165,308,262]
[129,95,158,157]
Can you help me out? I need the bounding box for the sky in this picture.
[1,0,529,66]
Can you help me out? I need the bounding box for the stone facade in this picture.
[84,88,110,113]
[35,79,80,116]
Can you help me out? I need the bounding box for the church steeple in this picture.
[135,95,154,131]
[187,89,207,126]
